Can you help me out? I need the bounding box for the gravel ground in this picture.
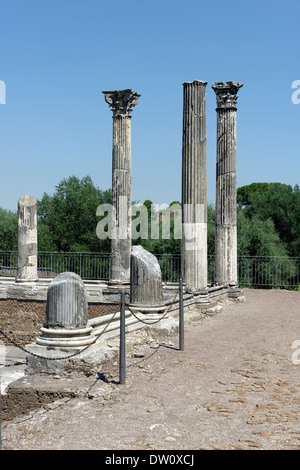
[2,288,300,451]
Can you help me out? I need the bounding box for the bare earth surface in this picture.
[2,288,300,451]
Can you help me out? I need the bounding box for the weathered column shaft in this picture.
[17,195,38,281]
[212,81,243,287]
[111,113,132,283]
[28,272,94,374]
[181,80,207,292]
[130,245,165,313]
[103,89,140,285]
[45,272,88,329]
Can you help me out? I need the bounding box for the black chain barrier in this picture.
[0,283,183,363]
[118,284,182,385]
[125,287,180,325]
[0,309,120,362]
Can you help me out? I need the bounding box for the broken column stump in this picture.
[16,195,38,283]
[26,272,95,374]
[129,246,165,314]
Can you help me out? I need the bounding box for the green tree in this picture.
[169,200,181,207]
[242,183,300,257]
[237,208,297,288]
[143,199,154,224]
[237,182,270,207]
[0,208,18,251]
[38,175,112,252]
[207,203,215,256]
[237,210,287,257]
[37,222,58,251]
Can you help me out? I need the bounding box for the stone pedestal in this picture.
[212,81,243,287]
[27,272,95,374]
[181,81,208,294]
[36,272,94,348]
[129,246,165,314]
[16,195,38,283]
[103,89,140,288]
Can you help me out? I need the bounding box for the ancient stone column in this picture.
[36,272,94,348]
[16,195,38,282]
[129,246,165,313]
[103,89,140,286]
[181,80,208,293]
[26,272,95,374]
[212,81,243,287]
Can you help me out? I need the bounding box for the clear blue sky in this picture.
[0,0,299,212]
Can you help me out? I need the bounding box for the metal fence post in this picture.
[179,278,184,351]
[119,291,126,384]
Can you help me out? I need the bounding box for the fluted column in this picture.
[181,80,208,293]
[212,81,243,287]
[36,272,94,348]
[103,89,140,285]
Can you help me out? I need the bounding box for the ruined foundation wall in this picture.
[0,279,243,347]
[0,298,120,346]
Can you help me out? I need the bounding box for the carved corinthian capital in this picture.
[212,81,243,110]
[102,89,140,116]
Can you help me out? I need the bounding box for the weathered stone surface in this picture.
[16,195,38,282]
[212,81,243,110]
[181,80,208,293]
[103,89,140,285]
[26,273,94,372]
[35,272,94,348]
[103,89,140,116]
[212,81,243,287]
[130,246,165,312]
[45,272,88,329]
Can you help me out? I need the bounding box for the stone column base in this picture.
[185,288,211,307]
[227,286,245,301]
[36,326,95,348]
[128,304,166,315]
[25,340,113,376]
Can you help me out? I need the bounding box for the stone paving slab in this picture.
[0,346,26,393]
[2,288,300,450]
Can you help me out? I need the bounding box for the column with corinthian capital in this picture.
[103,89,140,286]
[212,81,243,288]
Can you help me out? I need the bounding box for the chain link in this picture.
[126,287,180,325]
[0,286,181,362]
[0,309,120,361]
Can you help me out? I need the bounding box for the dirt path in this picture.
[2,288,300,450]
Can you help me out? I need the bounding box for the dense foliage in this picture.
[0,208,17,250]
[0,177,299,260]
[238,183,300,258]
